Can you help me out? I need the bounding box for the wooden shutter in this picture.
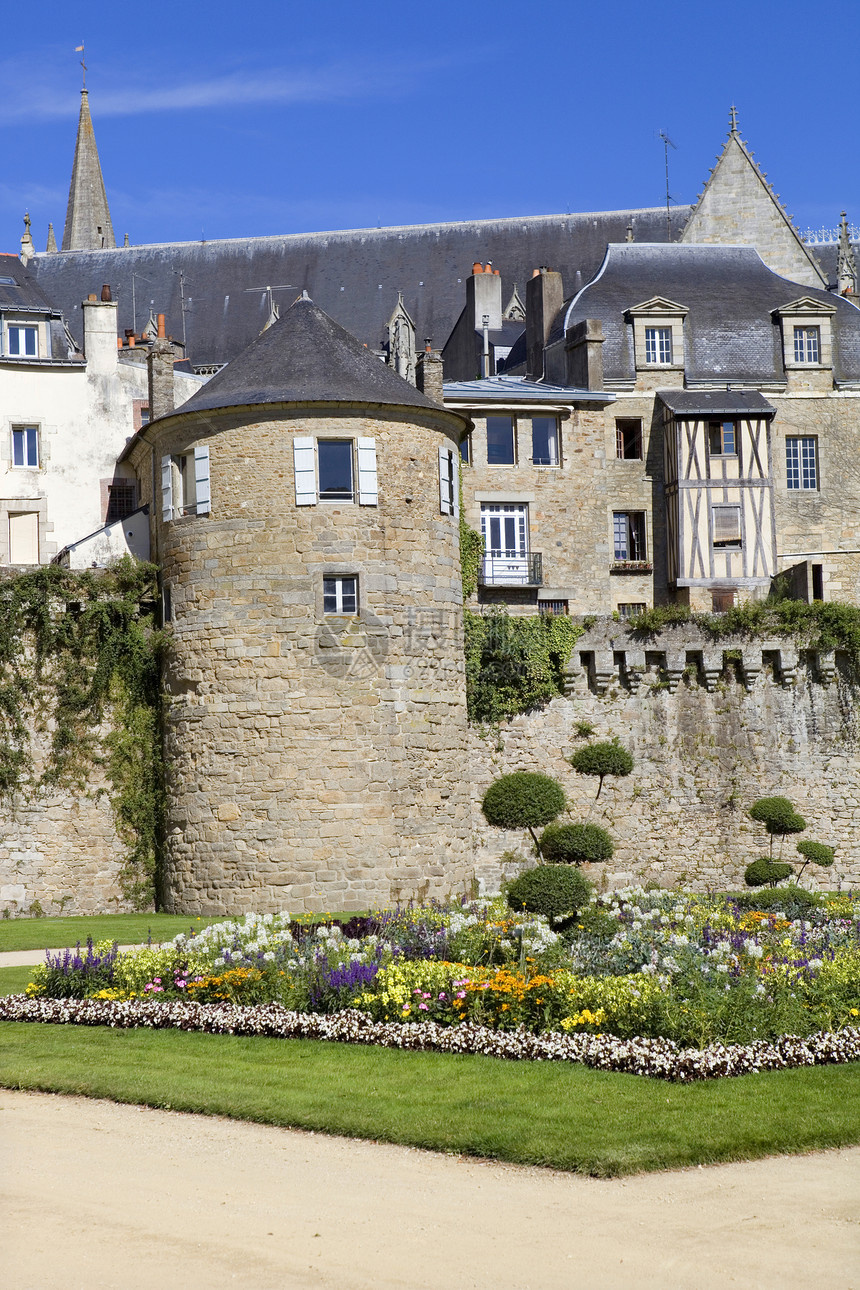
[193,445,211,515]
[161,455,173,522]
[712,506,741,545]
[293,437,317,506]
[357,437,378,506]
[439,446,457,516]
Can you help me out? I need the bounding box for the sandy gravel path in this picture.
[1,1089,858,1289]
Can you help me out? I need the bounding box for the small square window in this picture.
[11,426,38,468]
[712,505,742,549]
[613,512,647,561]
[7,325,38,358]
[106,482,137,523]
[615,419,642,460]
[531,417,559,466]
[708,421,737,457]
[318,440,354,501]
[539,600,569,616]
[786,436,818,490]
[617,602,646,620]
[644,327,672,364]
[323,575,358,615]
[486,416,515,465]
[793,326,820,364]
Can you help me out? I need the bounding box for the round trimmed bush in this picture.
[568,741,633,798]
[505,864,592,925]
[748,796,806,837]
[539,822,614,866]
[796,840,835,867]
[481,772,566,830]
[744,857,794,888]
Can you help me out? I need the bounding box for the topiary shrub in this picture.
[732,885,821,915]
[748,796,806,858]
[744,857,795,888]
[539,822,614,866]
[505,864,592,927]
[481,772,566,854]
[568,740,634,799]
[796,839,835,872]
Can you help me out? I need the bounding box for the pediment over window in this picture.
[626,296,689,319]
[774,296,837,319]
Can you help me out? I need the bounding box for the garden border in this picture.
[2,995,858,1083]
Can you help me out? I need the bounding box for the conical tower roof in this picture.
[61,89,116,252]
[179,293,446,417]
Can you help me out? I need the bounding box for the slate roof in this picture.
[177,294,447,416]
[0,254,61,314]
[443,376,612,405]
[558,244,860,385]
[28,206,690,368]
[657,390,775,418]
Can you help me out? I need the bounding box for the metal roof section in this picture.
[443,375,615,405]
[560,243,860,386]
[658,389,776,418]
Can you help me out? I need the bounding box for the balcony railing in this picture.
[479,552,543,586]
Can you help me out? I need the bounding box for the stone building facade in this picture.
[121,295,473,913]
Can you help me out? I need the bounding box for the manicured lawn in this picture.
[0,967,33,996]
[0,913,227,953]
[1,1020,858,1176]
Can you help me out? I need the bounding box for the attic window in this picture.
[793,327,820,364]
[0,276,18,286]
[644,327,672,364]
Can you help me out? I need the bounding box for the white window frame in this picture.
[793,326,820,365]
[11,425,39,469]
[530,416,559,467]
[322,574,358,615]
[644,326,672,365]
[6,324,38,358]
[161,445,210,521]
[295,437,378,507]
[786,436,818,491]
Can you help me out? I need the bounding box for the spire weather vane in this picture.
[75,42,87,89]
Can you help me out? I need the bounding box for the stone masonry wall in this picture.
[472,622,860,897]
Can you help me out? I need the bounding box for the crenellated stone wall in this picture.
[472,621,860,897]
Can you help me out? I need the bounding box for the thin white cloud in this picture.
[0,55,452,123]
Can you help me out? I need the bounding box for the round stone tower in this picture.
[127,295,473,913]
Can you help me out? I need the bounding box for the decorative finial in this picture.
[20,212,34,265]
[123,232,129,247]
[75,42,87,89]
[24,211,31,235]
[729,104,738,133]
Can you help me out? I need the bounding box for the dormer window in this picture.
[793,326,820,364]
[7,324,38,358]
[645,327,672,365]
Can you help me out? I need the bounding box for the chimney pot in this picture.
[100,284,112,302]
[87,293,97,302]
[128,335,135,347]
[116,336,122,349]
[531,269,540,279]
[472,262,483,275]
[157,313,166,339]
[494,268,500,276]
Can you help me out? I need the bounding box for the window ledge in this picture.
[610,561,653,574]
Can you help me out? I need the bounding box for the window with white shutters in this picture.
[438,446,458,516]
[356,438,378,506]
[161,445,210,519]
[293,437,317,506]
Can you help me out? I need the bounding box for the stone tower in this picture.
[125,295,473,914]
[61,89,116,252]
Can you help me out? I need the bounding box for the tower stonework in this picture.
[125,297,473,913]
[61,89,116,252]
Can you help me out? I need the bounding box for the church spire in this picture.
[61,87,116,252]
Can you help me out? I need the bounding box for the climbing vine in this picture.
[629,598,860,662]
[0,560,165,908]
[464,607,582,723]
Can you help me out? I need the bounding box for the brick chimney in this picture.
[525,268,564,382]
[147,313,174,421]
[565,319,605,390]
[416,339,444,404]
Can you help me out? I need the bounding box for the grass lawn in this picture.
[0,967,33,996]
[0,913,231,953]
[1,1020,858,1176]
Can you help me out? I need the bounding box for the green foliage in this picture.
[730,885,822,913]
[574,721,596,738]
[629,597,860,663]
[796,840,835,868]
[568,739,634,799]
[459,508,483,602]
[748,797,806,861]
[481,773,566,847]
[506,864,593,926]
[463,607,582,723]
[0,561,164,908]
[744,858,795,888]
[539,823,614,866]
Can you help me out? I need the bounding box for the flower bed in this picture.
[6,888,859,1079]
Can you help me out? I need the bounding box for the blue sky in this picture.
[2,0,857,254]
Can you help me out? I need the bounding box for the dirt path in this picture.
[2,1089,858,1290]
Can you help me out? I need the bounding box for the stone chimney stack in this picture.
[82,291,119,374]
[466,263,502,334]
[416,339,444,404]
[525,267,564,382]
[147,314,175,421]
[565,319,605,390]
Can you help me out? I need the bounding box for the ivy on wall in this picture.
[0,560,164,909]
[629,599,860,661]
[464,607,582,723]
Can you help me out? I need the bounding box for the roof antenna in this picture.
[658,130,677,242]
[75,41,87,89]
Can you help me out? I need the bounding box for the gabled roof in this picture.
[658,390,775,418]
[177,293,448,416]
[559,243,860,386]
[0,254,61,314]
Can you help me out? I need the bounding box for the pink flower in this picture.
[456,991,466,999]
[438,992,446,1000]
[418,1003,428,1010]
